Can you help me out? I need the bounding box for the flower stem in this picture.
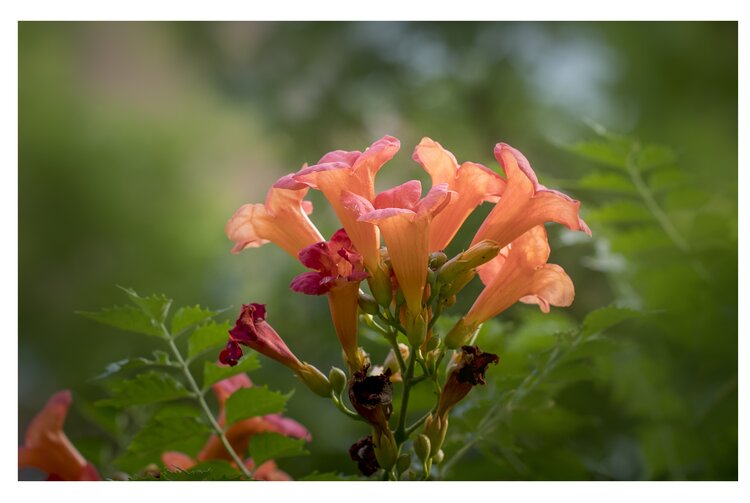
[394,348,417,443]
[159,324,253,479]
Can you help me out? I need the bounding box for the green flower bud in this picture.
[369,262,393,307]
[396,453,412,475]
[373,428,399,471]
[432,449,445,464]
[437,240,501,284]
[414,434,432,462]
[429,251,448,270]
[296,362,332,398]
[406,311,428,347]
[328,367,347,396]
[357,292,379,315]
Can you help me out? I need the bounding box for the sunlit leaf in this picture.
[77,305,162,337]
[577,172,637,195]
[118,286,172,324]
[171,305,219,335]
[188,321,232,360]
[247,432,309,467]
[564,140,630,169]
[95,350,175,380]
[224,386,292,425]
[637,144,677,170]
[202,354,261,390]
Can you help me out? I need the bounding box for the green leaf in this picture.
[225,386,292,425]
[135,460,245,481]
[586,201,652,224]
[202,354,261,390]
[118,286,172,324]
[116,403,210,473]
[95,350,174,379]
[97,371,191,408]
[188,321,232,360]
[610,226,672,255]
[171,305,219,335]
[637,144,677,170]
[577,172,637,195]
[300,471,359,481]
[581,306,642,338]
[77,305,162,337]
[247,432,309,467]
[564,140,630,169]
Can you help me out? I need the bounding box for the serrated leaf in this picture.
[247,432,309,467]
[116,403,210,473]
[637,144,676,170]
[171,305,219,335]
[97,371,191,408]
[95,350,174,380]
[117,286,172,324]
[137,460,245,481]
[202,354,261,390]
[581,306,642,338]
[188,321,232,360]
[577,172,636,195]
[586,201,652,224]
[225,386,291,425]
[564,140,630,169]
[77,305,162,337]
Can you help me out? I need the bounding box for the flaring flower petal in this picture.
[471,143,591,250]
[413,138,505,251]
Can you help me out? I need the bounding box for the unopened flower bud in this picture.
[414,434,431,462]
[437,240,501,284]
[439,269,476,298]
[329,367,347,396]
[432,449,445,464]
[358,292,378,315]
[425,335,440,352]
[441,294,457,308]
[444,317,480,349]
[396,452,412,475]
[429,251,448,270]
[296,363,332,398]
[406,311,428,347]
[422,414,448,457]
[369,262,393,307]
[373,427,399,470]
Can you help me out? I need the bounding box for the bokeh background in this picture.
[19,22,737,480]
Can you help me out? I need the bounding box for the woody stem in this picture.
[160,324,253,479]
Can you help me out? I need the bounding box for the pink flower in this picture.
[18,390,101,481]
[445,226,575,348]
[275,136,400,273]
[412,137,506,252]
[226,174,324,259]
[291,229,369,368]
[343,180,453,314]
[471,143,591,250]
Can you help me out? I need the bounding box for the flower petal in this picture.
[374,180,422,211]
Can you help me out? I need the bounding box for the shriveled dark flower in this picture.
[437,345,499,417]
[349,435,380,476]
[348,366,393,431]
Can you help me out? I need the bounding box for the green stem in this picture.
[395,349,417,443]
[331,395,366,422]
[160,324,253,479]
[405,410,432,437]
[386,331,407,375]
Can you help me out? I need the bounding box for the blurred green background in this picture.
[19,22,737,480]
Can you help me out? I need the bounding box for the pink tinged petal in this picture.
[162,451,197,472]
[253,460,293,481]
[298,242,334,270]
[414,182,453,217]
[290,271,330,295]
[412,137,460,186]
[466,226,573,324]
[374,180,423,210]
[319,149,362,165]
[262,414,312,441]
[213,374,253,406]
[471,143,590,250]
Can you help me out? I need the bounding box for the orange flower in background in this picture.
[343,180,454,314]
[18,390,100,481]
[412,137,506,252]
[471,143,591,250]
[226,173,324,259]
[162,374,309,480]
[275,135,400,273]
[445,226,575,348]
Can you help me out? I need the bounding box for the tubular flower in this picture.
[162,374,309,480]
[226,173,324,259]
[343,180,454,314]
[471,143,591,250]
[18,390,100,481]
[412,137,506,252]
[445,226,575,348]
[290,229,370,369]
[219,304,331,397]
[275,135,400,273]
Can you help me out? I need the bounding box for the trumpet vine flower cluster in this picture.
[223,136,590,479]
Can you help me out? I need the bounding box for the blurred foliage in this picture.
[19,22,736,480]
